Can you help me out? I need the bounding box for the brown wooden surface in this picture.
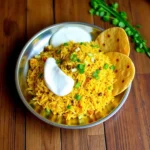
[0,0,150,150]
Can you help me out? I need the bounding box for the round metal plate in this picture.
[15,22,131,129]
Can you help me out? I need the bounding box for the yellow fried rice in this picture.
[27,41,115,121]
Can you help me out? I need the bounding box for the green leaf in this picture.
[135,24,141,28]
[111,2,119,10]
[134,33,139,38]
[89,9,95,15]
[120,11,127,19]
[92,1,99,9]
[96,11,100,16]
[135,39,140,45]
[126,30,133,36]
[136,48,145,53]
[145,47,150,53]
[142,40,147,46]
[125,27,130,32]
[105,12,111,16]
[146,51,150,57]
[139,43,143,49]
[118,22,126,28]
[89,0,149,57]
[99,11,105,17]
[112,18,119,25]
[103,15,110,22]
[98,7,104,11]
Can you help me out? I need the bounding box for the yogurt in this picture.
[44,58,74,96]
[50,27,92,47]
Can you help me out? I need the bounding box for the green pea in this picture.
[74,94,82,101]
[147,51,150,57]
[96,11,100,16]
[112,2,119,9]
[106,12,110,16]
[98,7,104,11]
[99,11,105,17]
[125,27,130,32]
[120,11,127,19]
[93,2,98,9]
[103,15,110,22]
[76,64,86,74]
[75,82,81,88]
[89,9,95,15]
[126,30,133,36]
[134,33,139,38]
[112,18,119,25]
[139,43,143,49]
[92,69,100,80]
[135,40,140,44]
[118,22,125,28]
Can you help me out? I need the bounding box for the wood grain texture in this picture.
[27,0,54,38]
[61,124,106,150]
[0,0,150,150]
[54,0,93,23]
[26,113,61,150]
[0,0,26,149]
[54,0,106,150]
[26,0,60,150]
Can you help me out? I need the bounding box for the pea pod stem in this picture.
[90,0,150,57]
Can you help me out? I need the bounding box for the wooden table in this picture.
[0,0,150,149]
